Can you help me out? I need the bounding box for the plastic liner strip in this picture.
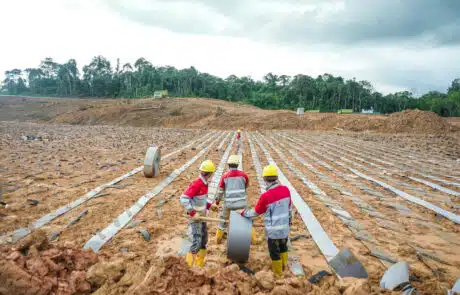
[320,140,460,193]
[83,131,226,252]
[2,131,217,244]
[408,176,459,197]
[334,140,460,186]
[261,133,394,267]
[247,133,305,275]
[320,134,460,180]
[248,134,266,194]
[295,134,457,203]
[287,135,460,225]
[350,168,460,224]
[217,131,231,151]
[237,132,244,171]
[249,133,339,262]
[315,141,460,200]
[322,132,457,173]
[272,134,415,264]
[208,132,235,201]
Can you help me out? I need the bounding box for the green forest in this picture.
[2,56,460,116]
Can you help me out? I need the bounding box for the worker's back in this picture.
[219,169,248,209]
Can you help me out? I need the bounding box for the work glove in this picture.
[191,212,202,221]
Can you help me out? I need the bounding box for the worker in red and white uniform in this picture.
[236,129,242,150]
[214,154,256,244]
[180,159,216,267]
[240,164,292,277]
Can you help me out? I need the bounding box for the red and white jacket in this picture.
[215,168,249,209]
[180,174,211,217]
[236,133,241,140]
[242,182,292,239]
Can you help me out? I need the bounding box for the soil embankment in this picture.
[0,96,457,134]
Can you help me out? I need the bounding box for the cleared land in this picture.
[0,96,459,295]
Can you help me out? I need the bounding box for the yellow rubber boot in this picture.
[195,249,207,267]
[185,252,195,267]
[271,260,283,278]
[215,229,224,244]
[280,252,288,270]
[251,228,257,244]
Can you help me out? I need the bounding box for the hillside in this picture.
[0,96,458,133]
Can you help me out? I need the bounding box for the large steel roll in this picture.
[227,211,252,263]
[143,145,161,178]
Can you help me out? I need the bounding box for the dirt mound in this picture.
[0,96,458,133]
[0,230,98,295]
[380,110,454,134]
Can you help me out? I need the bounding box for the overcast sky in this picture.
[1,0,459,94]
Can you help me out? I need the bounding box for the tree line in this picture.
[2,56,460,116]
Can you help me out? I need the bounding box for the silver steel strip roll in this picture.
[227,211,252,263]
[143,146,161,178]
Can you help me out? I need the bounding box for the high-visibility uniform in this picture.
[242,182,292,275]
[236,132,241,150]
[180,174,212,254]
[215,168,249,230]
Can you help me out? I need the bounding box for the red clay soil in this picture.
[379,110,455,133]
[0,230,98,295]
[0,96,457,134]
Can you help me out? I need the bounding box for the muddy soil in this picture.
[1,120,459,294]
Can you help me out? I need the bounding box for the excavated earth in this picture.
[0,97,459,295]
[0,96,458,133]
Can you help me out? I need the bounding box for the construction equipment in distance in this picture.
[153,90,168,99]
[337,109,354,114]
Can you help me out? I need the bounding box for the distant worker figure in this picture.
[240,164,292,277]
[236,129,242,151]
[180,159,216,267]
[214,155,255,244]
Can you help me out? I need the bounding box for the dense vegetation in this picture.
[2,56,460,116]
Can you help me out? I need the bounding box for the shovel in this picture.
[192,215,264,227]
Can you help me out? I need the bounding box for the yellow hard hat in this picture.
[237,129,241,133]
[227,155,240,165]
[262,164,278,177]
[199,160,216,173]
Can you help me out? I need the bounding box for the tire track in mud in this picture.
[37,132,224,249]
[276,132,460,282]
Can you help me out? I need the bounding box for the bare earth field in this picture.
[0,96,459,295]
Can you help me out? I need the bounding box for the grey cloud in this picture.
[102,0,460,93]
[105,0,460,46]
